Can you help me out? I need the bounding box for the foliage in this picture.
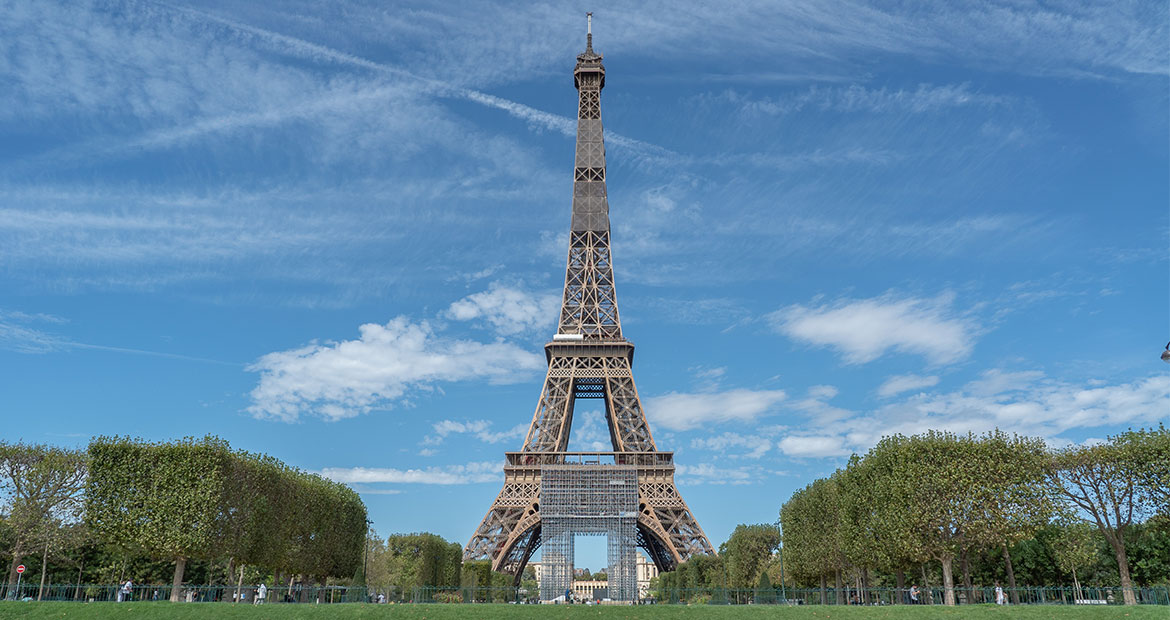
[1049,517,1098,589]
[0,441,88,589]
[85,436,366,600]
[1049,436,1146,604]
[753,571,775,604]
[1114,425,1170,516]
[718,524,779,589]
[779,476,845,585]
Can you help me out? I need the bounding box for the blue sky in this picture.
[1,1,1168,571]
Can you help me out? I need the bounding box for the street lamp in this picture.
[363,518,373,599]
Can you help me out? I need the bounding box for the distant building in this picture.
[636,554,659,599]
[573,579,609,601]
[528,553,659,601]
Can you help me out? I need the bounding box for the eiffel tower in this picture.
[464,15,715,587]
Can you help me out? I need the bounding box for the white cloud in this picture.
[445,282,560,336]
[690,432,772,459]
[674,463,756,485]
[784,372,1170,458]
[320,461,502,485]
[769,292,975,364]
[247,317,543,422]
[645,388,787,431]
[877,374,941,398]
[777,435,852,458]
[423,419,527,451]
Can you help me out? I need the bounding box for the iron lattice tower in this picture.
[464,16,715,589]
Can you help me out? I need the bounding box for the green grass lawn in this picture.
[0,602,1167,620]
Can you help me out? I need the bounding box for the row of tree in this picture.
[655,523,782,599]
[0,436,367,602]
[780,427,1168,605]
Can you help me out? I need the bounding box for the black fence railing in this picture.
[655,585,1170,606]
[1,583,1167,605]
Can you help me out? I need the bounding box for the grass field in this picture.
[0,602,1167,620]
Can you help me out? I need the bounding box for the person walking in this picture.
[255,583,267,605]
[120,580,133,602]
[909,584,920,605]
[995,582,1005,605]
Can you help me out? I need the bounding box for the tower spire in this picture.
[586,12,593,53]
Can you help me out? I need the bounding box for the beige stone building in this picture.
[527,553,659,601]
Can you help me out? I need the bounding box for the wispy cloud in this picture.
[675,462,759,485]
[0,308,237,365]
[769,292,977,365]
[690,432,772,459]
[645,388,787,431]
[422,419,527,452]
[729,83,1013,117]
[777,435,852,458]
[877,374,941,398]
[320,461,502,485]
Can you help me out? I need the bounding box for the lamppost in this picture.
[775,516,787,604]
[363,518,373,600]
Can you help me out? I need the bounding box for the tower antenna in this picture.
[586,12,593,51]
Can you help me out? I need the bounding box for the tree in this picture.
[86,436,367,602]
[719,524,779,589]
[1050,517,1098,598]
[1116,425,1170,516]
[855,431,1048,606]
[0,442,88,595]
[1049,437,1149,605]
[754,570,776,604]
[87,436,232,601]
[780,476,847,602]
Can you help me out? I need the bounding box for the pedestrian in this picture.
[255,582,267,605]
[909,584,919,605]
[120,580,133,602]
[995,582,1005,605]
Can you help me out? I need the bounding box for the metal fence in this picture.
[654,585,1170,606]
[2,583,1168,605]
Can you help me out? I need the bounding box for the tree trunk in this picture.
[895,569,905,604]
[819,574,827,605]
[1001,545,1018,604]
[861,568,870,605]
[235,564,243,603]
[940,556,955,606]
[1105,534,1137,605]
[75,559,84,601]
[921,562,931,604]
[960,549,973,604]
[834,569,842,605]
[169,557,186,603]
[1072,569,1081,601]
[6,550,23,598]
[223,557,233,603]
[37,540,49,601]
